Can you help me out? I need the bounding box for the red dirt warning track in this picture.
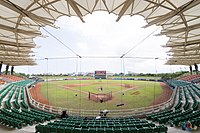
[150,82,173,106]
[30,82,49,105]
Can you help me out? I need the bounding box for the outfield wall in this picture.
[26,81,177,117]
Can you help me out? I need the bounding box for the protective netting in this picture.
[88,91,112,103]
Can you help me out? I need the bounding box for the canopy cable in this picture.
[42,28,82,58]
[35,56,169,60]
[120,27,160,58]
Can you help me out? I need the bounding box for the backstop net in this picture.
[88,91,112,103]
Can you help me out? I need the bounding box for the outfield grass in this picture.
[40,80,163,110]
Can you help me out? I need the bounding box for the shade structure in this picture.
[0,0,200,66]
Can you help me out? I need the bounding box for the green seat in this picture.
[129,127,138,133]
[49,125,57,133]
[72,127,82,133]
[97,127,105,133]
[36,124,44,133]
[57,126,66,133]
[43,125,50,133]
[121,127,130,133]
[105,127,114,133]
[80,128,90,133]
[101,123,108,127]
[153,126,160,133]
[14,120,23,129]
[138,128,145,133]
[145,127,153,133]
[158,125,168,133]
[113,127,122,133]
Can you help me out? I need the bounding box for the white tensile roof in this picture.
[0,0,200,66]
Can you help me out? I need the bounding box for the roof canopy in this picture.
[0,0,200,66]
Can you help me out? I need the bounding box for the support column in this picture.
[189,65,193,75]
[194,63,198,75]
[11,66,14,75]
[0,61,2,75]
[5,65,9,75]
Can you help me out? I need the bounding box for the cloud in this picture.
[55,12,157,56]
[76,42,89,54]
[14,12,186,74]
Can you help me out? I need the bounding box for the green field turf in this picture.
[40,80,164,110]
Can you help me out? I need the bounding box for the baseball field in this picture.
[30,79,172,110]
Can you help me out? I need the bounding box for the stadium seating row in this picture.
[36,124,168,133]
[35,116,168,133]
[165,79,191,88]
[169,110,200,126]
[5,86,17,109]
[13,87,21,109]
[0,113,23,129]
[0,84,13,106]
[147,79,200,130]
[0,79,57,129]
[0,75,24,82]
[179,75,200,82]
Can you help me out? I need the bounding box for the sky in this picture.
[10,12,189,74]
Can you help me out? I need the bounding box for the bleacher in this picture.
[0,75,24,82]
[147,80,200,131]
[179,75,200,84]
[36,116,168,133]
[165,79,191,88]
[1,78,200,132]
[0,80,57,130]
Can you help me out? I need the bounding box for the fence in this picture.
[88,91,112,102]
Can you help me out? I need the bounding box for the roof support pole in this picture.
[189,65,193,75]
[194,64,198,75]
[5,65,9,75]
[0,62,2,75]
[11,66,14,75]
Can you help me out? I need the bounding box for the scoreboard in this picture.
[94,71,107,79]
[95,71,106,76]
